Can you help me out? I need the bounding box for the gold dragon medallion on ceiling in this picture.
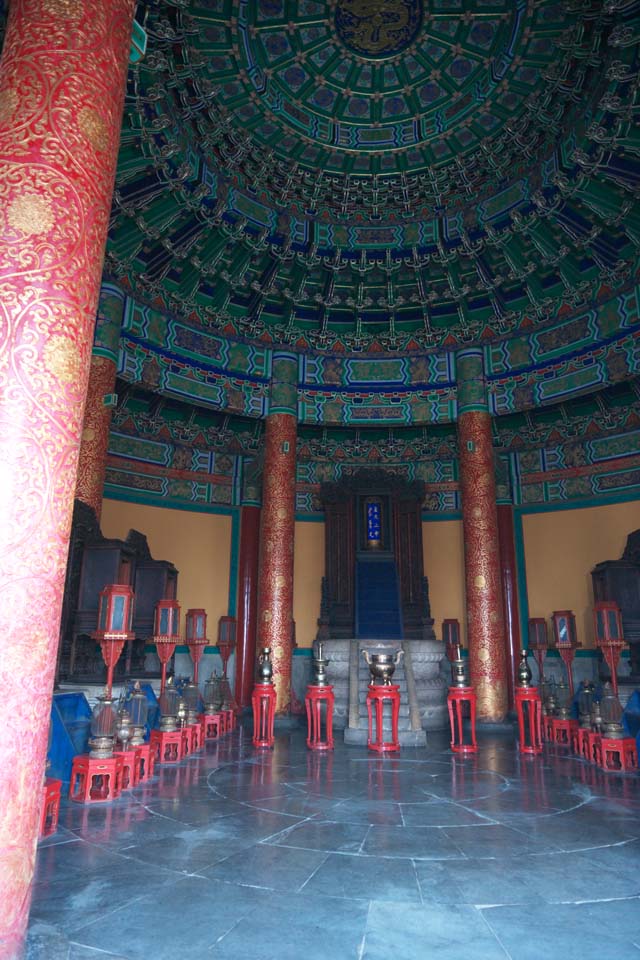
[334,0,423,58]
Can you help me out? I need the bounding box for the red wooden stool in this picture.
[587,730,602,764]
[114,749,139,790]
[224,708,236,732]
[252,682,277,748]
[150,728,184,764]
[134,743,155,782]
[550,717,578,746]
[69,755,123,803]
[542,715,554,742]
[305,684,335,751]
[181,727,191,759]
[515,687,543,754]
[366,684,401,753]
[597,737,638,772]
[447,686,477,754]
[188,722,202,753]
[199,712,223,740]
[575,728,591,761]
[40,778,62,837]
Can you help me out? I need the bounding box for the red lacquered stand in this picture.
[188,722,202,753]
[447,686,478,754]
[252,682,277,748]
[550,717,578,746]
[587,730,602,764]
[574,728,591,761]
[114,749,139,790]
[366,684,400,753]
[40,778,62,837]
[305,684,335,751]
[134,743,155,782]
[199,712,223,740]
[223,708,236,732]
[596,737,638,772]
[69,755,124,803]
[515,687,543,754]
[150,728,184,764]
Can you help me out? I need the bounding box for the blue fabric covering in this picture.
[622,690,640,753]
[48,692,92,784]
[355,559,403,640]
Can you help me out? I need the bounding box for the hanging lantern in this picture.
[153,599,181,693]
[92,585,135,696]
[593,601,626,697]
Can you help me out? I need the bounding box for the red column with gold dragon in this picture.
[0,2,135,956]
[456,349,508,722]
[256,353,298,716]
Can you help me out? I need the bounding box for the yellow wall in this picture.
[293,520,325,648]
[523,500,639,648]
[423,519,466,642]
[101,499,232,637]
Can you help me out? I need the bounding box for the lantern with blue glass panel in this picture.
[550,610,580,698]
[92,584,135,696]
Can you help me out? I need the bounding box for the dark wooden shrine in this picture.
[316,469,434,642]
[57,500,178,683]
[592,529,640,680]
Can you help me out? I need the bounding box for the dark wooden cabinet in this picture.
[58,500,178,682]
[592,555,640,678]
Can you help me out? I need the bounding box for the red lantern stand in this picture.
[200,712,223,740]
[154,599,181,693]
[550,610,580,698]
[186,608,208,686]
[40,778,62,838]
[217,615,238,722]
[92,585,136,697]
[594,602,626,697]
[514,687,543,754]
[442,619,461,665]
[528,618,548,688]
[366,684,401,753]
[305,685,335,750]
[594,735,638,773]
[252,682,276,748]
[447,686,478,754]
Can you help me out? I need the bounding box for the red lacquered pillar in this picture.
[0,3,135,957]
[256,352,297,715]
[234,490,261,710]
[75,283,125,521]
[456,349,508,722]
[497,504,521,712]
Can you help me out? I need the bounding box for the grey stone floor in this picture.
[27,726,640,960]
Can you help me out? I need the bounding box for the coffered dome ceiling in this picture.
[107,0,640,353]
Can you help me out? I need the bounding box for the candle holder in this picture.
[92,585,135,696]
[550,610,580,698]
[593,601,626,697]
[153,599,181,693]
[186,608,208,685]
[528,618,548,685]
